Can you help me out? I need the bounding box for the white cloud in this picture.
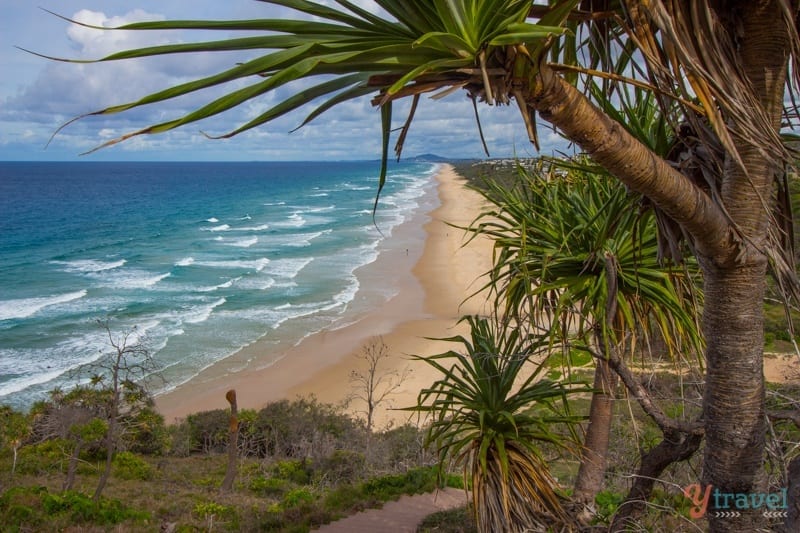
[0,2,568,161]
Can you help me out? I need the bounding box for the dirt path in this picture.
[313,487,468,533]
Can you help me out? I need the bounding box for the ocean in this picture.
[0,160,440,410]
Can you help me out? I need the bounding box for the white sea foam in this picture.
[206,217,219,223]
[216,278,238,289]
[175,257,195,267]
[206,224,231,232]
[275,213,306,228]
[0,331,111,397]
[333,278,360,307]
[0,290,88,321]
[284,230,331,247]
[223,236,259,248]
[235,276,276,290]
[93,270,171,289]
[236,224,270,232]
[0,366,73,397]
[268,257,314,279]
[184,298,226,324]
[54,259,126,273]
[196,258,270,272]
[306,205,336,213]
[197,277,240,292]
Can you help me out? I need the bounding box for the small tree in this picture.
[349,337,410,433]
[64,416,107,492]
[0,405,30,476]
[90,319,161,500]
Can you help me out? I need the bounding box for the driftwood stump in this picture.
[220,389,239,492]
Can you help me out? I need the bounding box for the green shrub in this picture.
[594,490,625,523]
[0,487,148,528]
[124,406,169,455]
[113,451,153,480]
[193,501,238,531]
[323,484,374,515]
[255,398,366,459]
[0,486,48,530]
[314,449,365,485]
[15,439,70,475]
[282,488,315,508]
[249,476,289,496]
[271,459,312,484]
[362,467,439,500]
[183,409,230,454]
[193,501,233,520]
[417,504,477,533]
[375,424,426,470]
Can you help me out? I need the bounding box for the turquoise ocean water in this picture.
[0,160,439,409]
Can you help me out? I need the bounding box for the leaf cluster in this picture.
[470,159,704,362]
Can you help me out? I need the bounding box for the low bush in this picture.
[112,450,153,480]
[313,449,366,486]
[283,487,316,508]
[417,505,477,533]
[249,475,289,496]
[0,486,149,530]
[271,459,312,485]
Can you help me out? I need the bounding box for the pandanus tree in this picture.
[38,1,800,530]
[469,157,704,508]
[411,315,586,532]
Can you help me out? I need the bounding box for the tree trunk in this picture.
[573,356,618,503]
[701,3,788,530]
[94,420,116,500]
[64,440,83,492]
[701,261,768,530]
[221,389,239,493]
[11,445,18,477]
[94,373,120,501]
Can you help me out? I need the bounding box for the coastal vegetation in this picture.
[0,390,461,531]
[20,0,800,531]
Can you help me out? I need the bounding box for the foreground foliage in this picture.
[413,315,585,531]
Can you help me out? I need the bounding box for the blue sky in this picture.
[0,1,567,161]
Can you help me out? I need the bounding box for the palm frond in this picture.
[410,315,585,531]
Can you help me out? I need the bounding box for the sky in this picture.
[0,1,568,162]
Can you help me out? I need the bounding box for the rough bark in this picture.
[701,261,768,530]
[573,356,618,503]
[699,2,789,530]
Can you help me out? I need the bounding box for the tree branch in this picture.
[587,346,704,436]
[522,62,736,263]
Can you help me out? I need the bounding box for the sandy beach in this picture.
[156,164,494,427]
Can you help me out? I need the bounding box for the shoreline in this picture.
[155,164,494,426]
